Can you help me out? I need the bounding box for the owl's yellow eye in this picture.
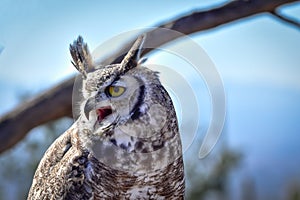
[107,86,126,97]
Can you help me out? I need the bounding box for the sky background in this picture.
[0,0,300,199]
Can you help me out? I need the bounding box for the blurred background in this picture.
[0,0,300,199]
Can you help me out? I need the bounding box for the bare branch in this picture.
[101,0,300,65]
[0,0,299,154]
[0,77,74,153]
[270,10,300,30]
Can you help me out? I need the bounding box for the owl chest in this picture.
[67,155,184,199]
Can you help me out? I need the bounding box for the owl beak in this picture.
[84,97,96,120]
[84,98,113,122]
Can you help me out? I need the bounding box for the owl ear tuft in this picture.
[70,36,94,79]
[120,34,146,73]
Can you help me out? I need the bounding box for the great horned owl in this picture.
[27,35,185,199]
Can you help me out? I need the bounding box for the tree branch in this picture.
[101,0,300,65]
[0,78,74,153]
[270,10,300,30]
[0,0,299,154]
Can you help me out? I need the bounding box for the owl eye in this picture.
[107,86,126,97]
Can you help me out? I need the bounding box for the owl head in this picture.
[70,35,181,161]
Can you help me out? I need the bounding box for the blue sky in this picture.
[0,1,300,199]
[195,9,300,198]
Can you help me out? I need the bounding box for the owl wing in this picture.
[27,123,93,200]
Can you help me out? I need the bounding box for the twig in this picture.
[270,10,300,30]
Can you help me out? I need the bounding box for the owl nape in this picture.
[27,35,185,199]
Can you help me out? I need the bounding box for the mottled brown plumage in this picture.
[28,35,185,199]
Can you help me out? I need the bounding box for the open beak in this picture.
[84,97,113,122]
